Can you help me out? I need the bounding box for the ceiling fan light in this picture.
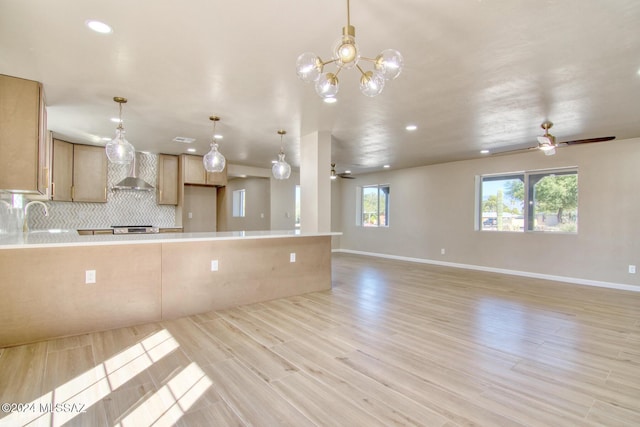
[359,70,385,97]
[375,49,404,80]
[105,128,135,164]
[315,72,339,98]
[296,52,322,83]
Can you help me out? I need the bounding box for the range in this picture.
[111,225,159,234]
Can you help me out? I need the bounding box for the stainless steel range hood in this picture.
[112,154,154,191]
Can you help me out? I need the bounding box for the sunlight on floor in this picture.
[0,329,212,427]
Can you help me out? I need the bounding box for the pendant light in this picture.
[203,115,226,173]
[296,0,404,100]
[272,130,291,180]
[105,97,135,164]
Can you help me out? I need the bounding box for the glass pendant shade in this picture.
[315,72,339,98]
[105,127,135,164]
[360,70,385,97]
[333,32,360,69]
[203,142,226,173]
[296,52,322,83]
[272,152,291,180]
[375,49,404,80]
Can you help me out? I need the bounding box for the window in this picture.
[295,185,301,228]
[232,189,245,217]
[478,168,578,233]
[360,184,390,227]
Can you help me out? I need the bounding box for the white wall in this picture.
[217,177,270,231]
[270,171,299,230]
[336,138,640,288]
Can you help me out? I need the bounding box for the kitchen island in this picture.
[0,230,336,347]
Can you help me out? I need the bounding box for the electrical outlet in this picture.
[188,212,193,219]
[211,260,218,272]
[85,270,96,284]
[629,265,636,274]
[441,248,446,255]
[290,253,296,263]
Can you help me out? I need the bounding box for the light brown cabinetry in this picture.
[181,154,227,186]
[52,139,107,202]
[51,139,73,201]
[0,74,49,194]
[157,154,179,205]
[73,144,107,202]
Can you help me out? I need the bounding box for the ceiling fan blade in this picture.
[338,173,356,179]
[558,136,616,146]
[491,146,537,156]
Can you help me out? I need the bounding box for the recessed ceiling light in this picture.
[85,20,112,34]
[383,164,390,168]
[405,124,417,131]
[345,170,351,174]
[323,97,337,104]
[110,117,122,123]
[480,149,490,154]
[271,159,277,164]
[214,134,223,140]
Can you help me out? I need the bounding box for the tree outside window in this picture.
[480,168,577,233]
[361,185,389,227]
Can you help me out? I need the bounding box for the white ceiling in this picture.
[1,0,639,175]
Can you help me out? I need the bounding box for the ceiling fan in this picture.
[330,163,355,179]
[495,121,615,156]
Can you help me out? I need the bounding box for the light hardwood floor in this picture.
[1,253,639,426]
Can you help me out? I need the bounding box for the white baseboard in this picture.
[332,248,640,293]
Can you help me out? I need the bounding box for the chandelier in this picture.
[272,130,291,180]
[105,97,136,164]
[296,0,403,99]
[203,115,226,173]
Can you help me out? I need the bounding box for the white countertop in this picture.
[0,229,340,249]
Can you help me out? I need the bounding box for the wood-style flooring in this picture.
[1,253,639,426]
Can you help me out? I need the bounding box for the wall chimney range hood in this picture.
[112,153,154,191]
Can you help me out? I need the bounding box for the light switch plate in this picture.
[290,253,296,263]
[211,260,219,272]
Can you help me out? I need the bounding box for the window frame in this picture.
[359,184,390,228]
[477,167,578,234]
[232,188,246,218]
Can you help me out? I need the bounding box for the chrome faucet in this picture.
[23,201,49,232]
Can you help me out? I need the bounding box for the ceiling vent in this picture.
[172,136,196,144]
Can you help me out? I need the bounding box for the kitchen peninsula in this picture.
[0,230,335,347]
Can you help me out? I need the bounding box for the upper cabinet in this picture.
[51,139,73,201]
[51,139,107,203]
[0,74,49,194]
[181,154,227,186]
[72,144,107,202]
[157,154,179,205]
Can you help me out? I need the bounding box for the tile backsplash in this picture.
[0,152,175,233]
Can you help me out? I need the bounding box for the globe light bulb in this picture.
[315,72,339,98]
[375,49,404,80]
[296,52,322,83]
[333,32,360,69]
[359,70,385,97]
